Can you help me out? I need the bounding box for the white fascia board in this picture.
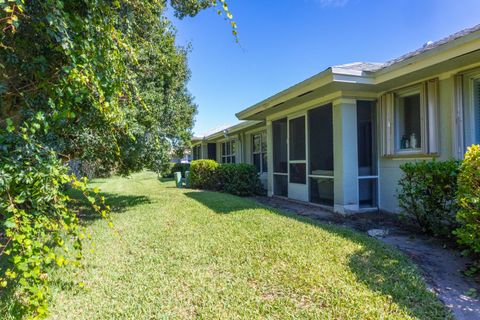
[236,68,333,120]
[203,121,262,141]
[331,72,375,85]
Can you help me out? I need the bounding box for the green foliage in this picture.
[190,160,219,190]
[0,0,237,318]
[172,163,191,178]
[454,145,480,254]
[0,116,111,318]
[217,163,263,196]
[397,159,460,237]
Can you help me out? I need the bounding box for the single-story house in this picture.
[192,24,480,214]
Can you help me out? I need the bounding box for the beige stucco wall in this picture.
[378,76,456,213]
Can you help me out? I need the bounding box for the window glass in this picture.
[226,141,231,155]
[253,134,261,153]
[273,119,288,173]
[252,132,267,173]
[309,104,333,176]
[253,154,261,172]
[474,79,480,143]
[207,143,216,160]
[261,133,267,152]
[289,163,306,184]
[262,153,268,173]
[396,93,421,150]
[289,116,306,161]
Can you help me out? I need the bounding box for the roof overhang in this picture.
[236,29,480,121]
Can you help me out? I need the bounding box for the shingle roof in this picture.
[333,62,385,72]
[381,24,480,69]
[332,24,480,74]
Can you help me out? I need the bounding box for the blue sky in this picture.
[170,0,480,136]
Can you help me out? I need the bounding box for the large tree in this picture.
[0,0,235,317]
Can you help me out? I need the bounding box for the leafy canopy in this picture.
[0,0,236,318]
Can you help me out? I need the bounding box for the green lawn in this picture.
[8,171,450,319]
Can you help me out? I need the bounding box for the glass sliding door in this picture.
[308,104,334,206]
[357,100,378,208]
[288,115,308,201]
[272,118,288,197]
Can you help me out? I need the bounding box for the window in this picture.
[474,78,480,143]
[395,92,422,151]
[207,143,217,160]
[252,132,267,173]
[380,80,438,156]
[221,140,236,163]
[192,145,201,160]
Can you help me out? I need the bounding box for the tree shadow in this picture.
[184,190,263,214]
[69,189,152,222]
[184,190,449,319]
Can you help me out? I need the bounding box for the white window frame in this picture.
[394,86,425,154]
[192,145,201,160]
[252,131,267,173]
[221,139,236,164]
[380,79,439,157]
[463,72,480,147]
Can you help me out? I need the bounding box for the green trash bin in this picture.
[174,171,182,188]
[185,171,190,188]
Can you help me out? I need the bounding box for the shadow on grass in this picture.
[184,190,449,319]
[68,189,152,222]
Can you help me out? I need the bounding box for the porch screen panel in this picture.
[308,104,333,176]
[273,119,288,173]
[357,100,378,208]
[289,116,306,161]
[273,175,288,197]
[357,100,377,176]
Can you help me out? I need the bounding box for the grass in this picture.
[4,171,450,319]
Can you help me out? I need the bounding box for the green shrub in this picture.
[190,160,219,190]
[171,163,190,178]
[397,159,460,237]
[454,145,480,254]
[217,163,263,196]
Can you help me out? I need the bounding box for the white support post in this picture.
[266,120,274,197]
[333,98,359,214]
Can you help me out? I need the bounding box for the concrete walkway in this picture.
[253,196,480,320]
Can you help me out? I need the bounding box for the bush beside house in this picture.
[190,160,262,196]
[398,145,480,259]
[217,163,263,196]
[455,145,480,255]
[398,160,460,237]
[190,159,219,190]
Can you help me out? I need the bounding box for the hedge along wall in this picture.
[217,163,263,197]
[397,159,460,237]
[189,160,262,197]
[454,145,480,254]
[189,160,219,190]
